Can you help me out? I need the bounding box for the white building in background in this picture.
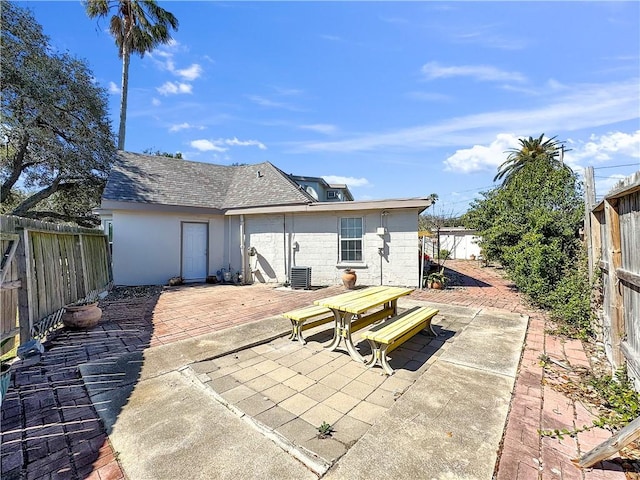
[437,227,482,260]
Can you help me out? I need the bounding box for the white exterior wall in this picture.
[112,210,227,285]
[109,207,421,287]
[439,232,482,260]
[245,209,420,287]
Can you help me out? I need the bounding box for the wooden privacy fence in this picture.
[0,216,112,355]
[584,169,640,388]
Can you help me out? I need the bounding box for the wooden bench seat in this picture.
[361,306,439,375]
[282,305,334,344]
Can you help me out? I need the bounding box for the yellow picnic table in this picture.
[314,286,414,362]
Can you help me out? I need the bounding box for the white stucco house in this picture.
[97,152,434,287]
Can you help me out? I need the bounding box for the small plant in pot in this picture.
[427,269,449,289]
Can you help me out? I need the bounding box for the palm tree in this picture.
[84,0,178,150]
[494,134,569,184]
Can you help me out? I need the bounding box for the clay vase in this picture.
[342,269,357,289]
[62,302,102,329]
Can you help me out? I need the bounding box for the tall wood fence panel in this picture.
[0,216,112,348]
[0,232,20,356]
[586,171,640,389]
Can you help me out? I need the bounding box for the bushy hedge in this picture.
[463,152,593,337]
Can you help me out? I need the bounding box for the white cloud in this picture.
[246,94,297,110]
[421,61,526,83]
[297,79,639,154]
[190,139,227,152]
[108,81,120,94]
[151,98,161,106]
[567,130,640,163]
[169,122,195,132]
[148,42,204,82]
[190,137,267,152]
[450,28,527,51]
[443,134,521,173]
[176,64,202,81]
[299,124,338,135]
[596,174,629,198]
[224,137,267,150]
[157,82,192,95]
[322,175,370,187]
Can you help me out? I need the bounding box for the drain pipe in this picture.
[240,214,246,284]
[379,210,389,285]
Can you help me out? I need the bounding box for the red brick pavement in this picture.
[412,260,629,480]
[1,262,633,479]
[1,284,343,480]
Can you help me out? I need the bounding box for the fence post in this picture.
[78,234,90,297]
[604,198,625,369]
[16,228,33,344]
[584,167,596,281]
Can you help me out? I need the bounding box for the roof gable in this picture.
[103,152,314,210]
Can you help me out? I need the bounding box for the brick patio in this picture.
[0,260,633,479]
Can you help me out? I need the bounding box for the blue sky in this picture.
[19,1,640,215]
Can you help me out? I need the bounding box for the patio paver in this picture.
[1,261,634,479]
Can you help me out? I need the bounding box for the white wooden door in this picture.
[182,223,208,281]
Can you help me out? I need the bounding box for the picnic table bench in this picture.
[314,286,414,362]
[362,306,439,375]
[282,305,334,344]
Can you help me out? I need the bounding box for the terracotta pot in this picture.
[429,281,444,290]
[342,269,357,289]
[62,302,102,329]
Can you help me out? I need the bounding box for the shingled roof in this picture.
[102,152,316,210]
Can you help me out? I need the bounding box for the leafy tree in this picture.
[84,0,179,150]
[142,148,183,159]
[494,134,570,184]
[463,134,590,333]
[1,2,116,227]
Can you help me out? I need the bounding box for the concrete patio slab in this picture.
[106,369,317,480]
[324,361,516,480]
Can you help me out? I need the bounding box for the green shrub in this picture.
[591,368,640,431]
[547,251,593,337]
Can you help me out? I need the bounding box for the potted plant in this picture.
[427,268,449,289]
[341,268,357,289]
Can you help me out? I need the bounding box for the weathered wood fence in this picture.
[584,169,640,389]
[0,216,112,356]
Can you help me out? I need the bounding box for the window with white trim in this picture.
[340,217,363,262]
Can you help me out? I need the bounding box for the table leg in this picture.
[325,310,365,363]
[342,312,365,363]
[326,309,343,351]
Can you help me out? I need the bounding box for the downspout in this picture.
[240,214,246,284]
[228,216,232,272]
[379,210,388,285]
[283,214,287,283]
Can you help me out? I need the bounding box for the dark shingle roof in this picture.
[102,152,315,209]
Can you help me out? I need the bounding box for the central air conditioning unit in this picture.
[290,266,312,290]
